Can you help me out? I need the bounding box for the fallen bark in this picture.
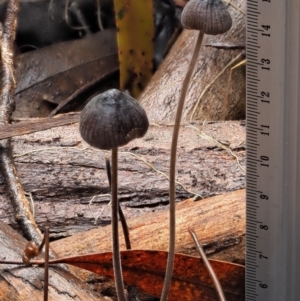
[0,120,246,239]
[0,120,246,299]
[51,189,245,283]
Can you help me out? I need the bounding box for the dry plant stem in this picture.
[190,51,245,121]
[189,228,227,301]
[105,157,131,250]
[222,56,246,120]
[0,260,25,264]
[111,148,126,301]
[0,145,41,241]
[0,0,42,242]
[44,227,50,301]
[222,66,234,120]
[96,0,104,31]
[160,30,204,301]
[64,0,88,30]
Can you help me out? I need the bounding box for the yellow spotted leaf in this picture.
[113,0,154,98]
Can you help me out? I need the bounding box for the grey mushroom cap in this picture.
[181,0,232,35]
[79,89,149,150]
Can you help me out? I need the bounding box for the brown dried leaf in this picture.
[14,29,118,118]
[49,250,245,301]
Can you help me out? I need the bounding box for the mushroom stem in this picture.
[160,30,204,301]
[105,156,131,250]
[111,147,126,301]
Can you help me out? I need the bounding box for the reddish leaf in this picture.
[49,250,245,301]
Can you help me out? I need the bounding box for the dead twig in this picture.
[187,125,246,174]
[0,112,80,139]
[189,228,227,301]
[0,0,42,242]
[190,51,245,120]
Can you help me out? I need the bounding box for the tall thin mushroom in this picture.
[79,89,149,301]
[160,1,232,300]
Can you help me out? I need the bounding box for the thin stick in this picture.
[96,0,104,31]
[0,260,25,264]
[190,51,245,120]
[44,227,50,301]
[0,112,80,139]
[121,151,202,199]
[187,125,246,173]
[160,31,204,301]
[222,57,246,120]
[105,156,131,250]
[64,0,88,30]
[0,0,42,242]
[111,148,126,301]
[189,228,227,301]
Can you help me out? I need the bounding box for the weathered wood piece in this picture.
[0,121,245,239]
[0,221,109,301]
[140,0,246,122]
[51,189,245,283]
[0,112,80,140]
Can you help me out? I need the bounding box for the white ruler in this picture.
[246,0,300,300]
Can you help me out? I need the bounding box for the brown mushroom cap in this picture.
[79,89,149,150]
[181,0,232,35]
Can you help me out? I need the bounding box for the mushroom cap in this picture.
[181,0,232,35]
[79,89,149,150]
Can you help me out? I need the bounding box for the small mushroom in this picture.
[160,2,232,301]
[80,89,149,150]
[80,89,149,301]
[181,0,232,34]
